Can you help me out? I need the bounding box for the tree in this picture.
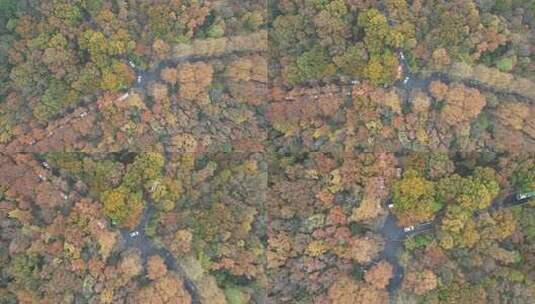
[72,63,101,95]
[100,153,165,228]
[52,3,82,26]
[428,80,449,101]
[118,250,143,281]
[177,62,213,101]
[494,101,529,131]
[101,186,144,229]
[365,51,399,86]
[335,234,384,263]
[496,57,514,72]
[42,33,76,78]
[333,44,368,77]
[168,229,192,256]
[271,15,308,56]
[79,30,108,67]
[142,4,183,42]
[392,170,441,226]
[107,29,135,56]
[510,158,535,192]
[402,269,438,295]
[350,196,384,223]
[439,205,479,249]
[356,8,405,85]
[313,0,350,51]
[131,272,192,304]
[267,232,292,269]
[426,153,455,180]
[100,60,135,92]
[283,46,336,85]
[149,82,169,103]
[358,8,391,55]
[436,167,499,211]
[122,153,165,190]
[152,38,170,59]
[97,229,118,260]
[440,84,486,126]
[160,67,178,85]
[328,276,388,304]
[34,79,77,122]
[7,253,42,290]
[431,48,451,68]
[147,255,167,280]
[364,260,393,289]
[306,240,328,257]
[150,178,181,212]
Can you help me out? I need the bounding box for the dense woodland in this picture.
[0,1,534,304]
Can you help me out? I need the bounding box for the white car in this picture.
[400,52,405,60]
[118,93,129,101]
[403,225,415,233]
[403,76,410,84]
[128,60,136,68]
[129,231,139,237]
[41,161,50,169]
[517,192,535,200]
[387,204,394,209]
[137,75,142,83]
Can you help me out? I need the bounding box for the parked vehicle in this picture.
[403,225,415,233]
[517,191,535,201]
[118,93,129,101]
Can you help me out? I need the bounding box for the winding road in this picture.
[378,190,531,297]
[34,152,213,304]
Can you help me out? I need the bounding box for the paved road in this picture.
[121,200,202,304]
[379,189,530,297]
[34,153,203,303]
[379,213,405,293]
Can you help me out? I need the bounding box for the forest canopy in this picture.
[0,0,534,304]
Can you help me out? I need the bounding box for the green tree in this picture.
[365,51,399,85]
[0,0,19,28]
[80,0,103,17]
[358,8,390,56]
[8,254,42,290]
[79,30,108,67]
[510,160,534,192]
[100,60,135,92]
[436,167,499,211]
[100,153,165,228]
[150,178,181,212]
[333,44,368,77]
[356,8,405,85]
[439,205,479,249]
[101,186,144,229]
[271,15,308,56]
[34,79,77,121]
[283,46,336,85]
[122,152,165,190]
[392,170,442,225]
[53,3,82,26]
